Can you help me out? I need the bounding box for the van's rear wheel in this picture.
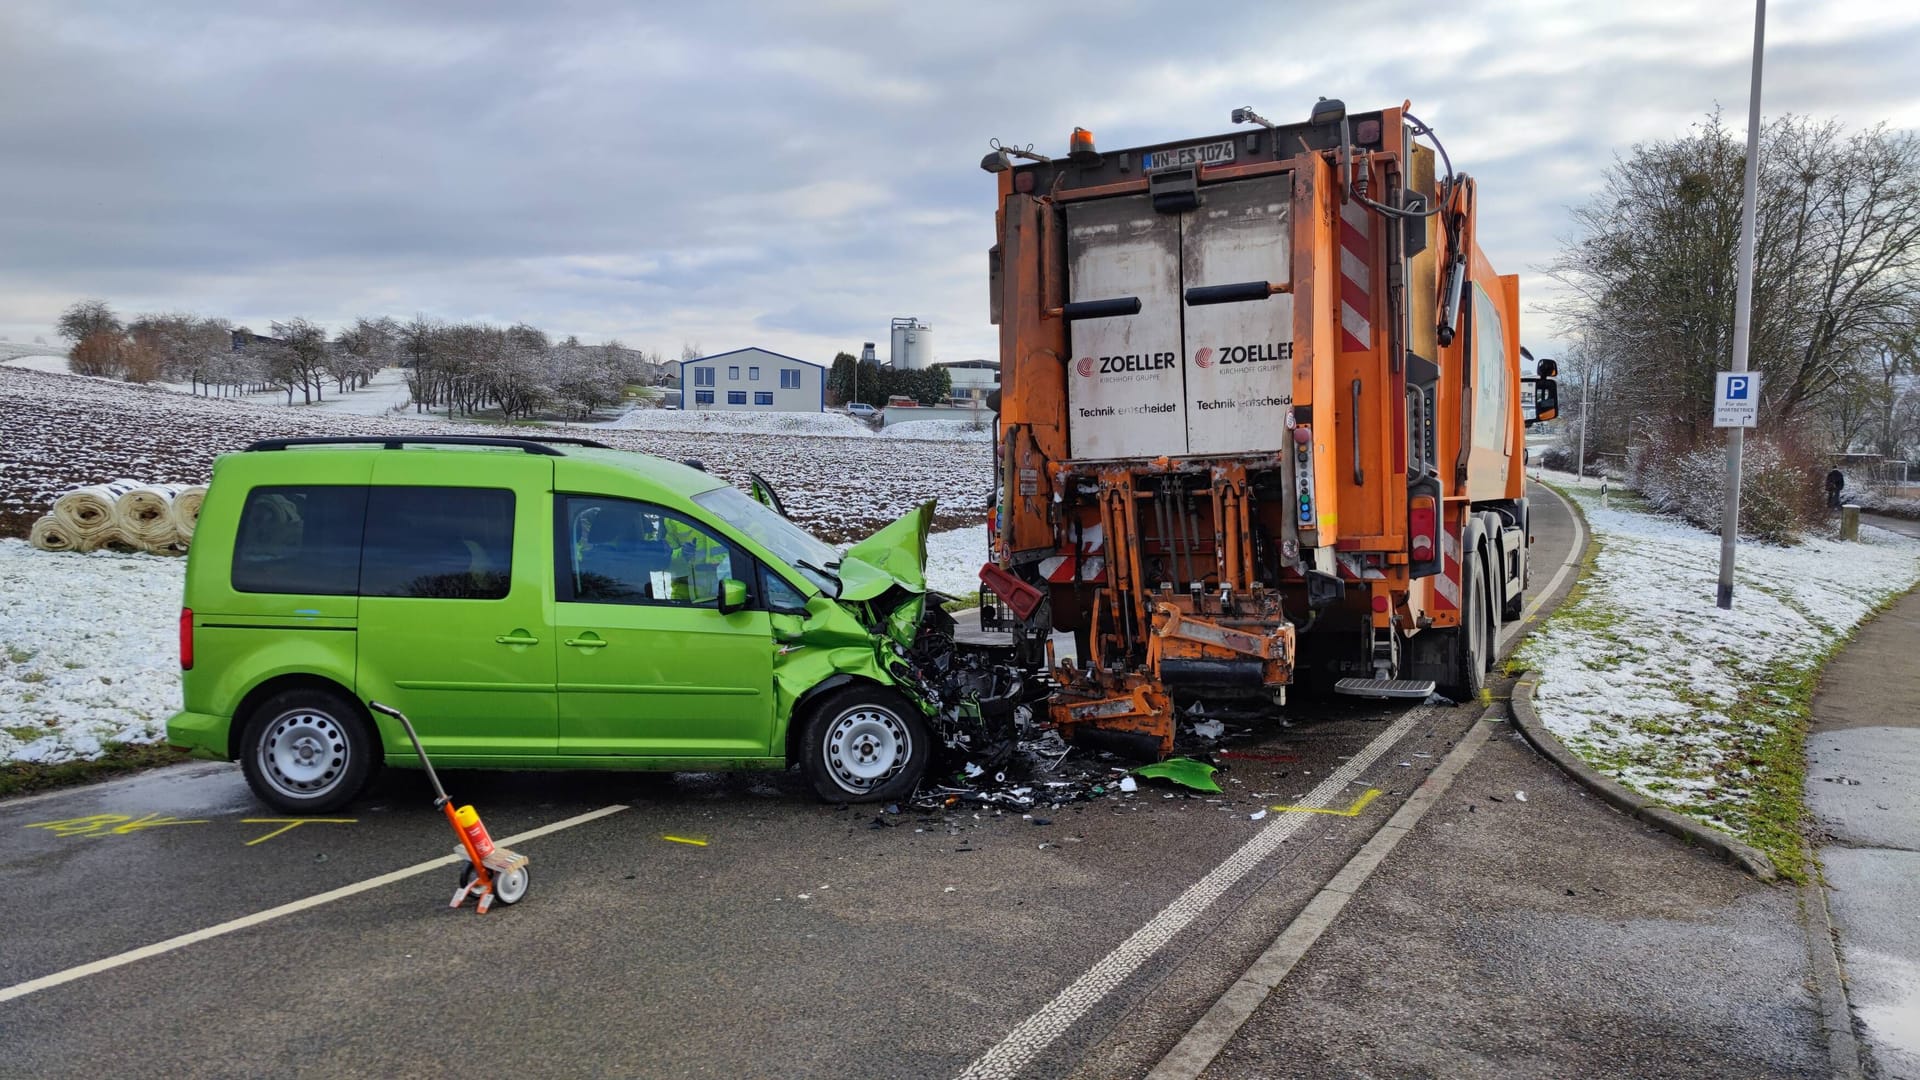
[801,686,930,803]
[240,688,376,814]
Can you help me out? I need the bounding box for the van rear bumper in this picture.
[166,710,231,761]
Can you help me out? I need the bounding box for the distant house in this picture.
[230,329,283,352]
[935,359,999,407]
[679,347,824,412]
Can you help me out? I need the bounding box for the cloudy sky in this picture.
[3,0,1917,363]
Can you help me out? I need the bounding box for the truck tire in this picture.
[1440,549,1490,702]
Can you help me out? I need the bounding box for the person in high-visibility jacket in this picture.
[662,518,731,602]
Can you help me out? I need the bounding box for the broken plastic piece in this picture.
[1249,809,1268,821]
[1118,776,1138,793]
[1192,719,1226,739]
[1515,791,1528,803]
[1133,757,1223,793]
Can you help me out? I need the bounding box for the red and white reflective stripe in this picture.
[1339,198,1372,353]
[1038,555,1106,584]
[1335,553,1386,581]
[1433,526,1461,610]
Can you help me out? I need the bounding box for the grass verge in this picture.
[1514,478,1919,884]
[0,742,188,800]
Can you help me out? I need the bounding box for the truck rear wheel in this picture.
[1440,550,1491,702]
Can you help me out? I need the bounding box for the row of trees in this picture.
[824,352,953,407]
[56,301,669,419]
[1549,112,1920,489]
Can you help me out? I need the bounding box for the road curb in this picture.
[1509,671,1777,882]
[1799,851,1867,1080]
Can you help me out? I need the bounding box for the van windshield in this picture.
[693,484,840,597]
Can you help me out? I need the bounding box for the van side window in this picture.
[361,487,514,600]
[562,496,737,606]
[232,486,369,595]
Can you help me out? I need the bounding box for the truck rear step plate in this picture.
[1334,678,1437,700]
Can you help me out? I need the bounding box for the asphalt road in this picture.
[1,484,1581,1079]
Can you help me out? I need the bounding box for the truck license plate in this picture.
[1141,140,1236,173]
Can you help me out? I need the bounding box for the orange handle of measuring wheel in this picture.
[453,805,496,860]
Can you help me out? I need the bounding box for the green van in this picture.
[166,435,1009,813]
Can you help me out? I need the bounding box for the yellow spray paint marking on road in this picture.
[25,813,210,838]
[1268,788,1382,817]
[241,819,356,846]
[661,835,709,847]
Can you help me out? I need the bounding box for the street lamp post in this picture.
[1717,0,1766,610]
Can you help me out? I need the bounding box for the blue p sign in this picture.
[1727,376,1750,400]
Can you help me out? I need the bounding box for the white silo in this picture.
[890,317,932,370]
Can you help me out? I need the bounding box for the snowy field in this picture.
[0,365,990,543]
[0,522,991,766]
[1517,470,1920,848]
[0,541,183,765]
[878,419,994,442]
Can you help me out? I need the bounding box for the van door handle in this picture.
[564,635,609,649]
[495,631,541,646]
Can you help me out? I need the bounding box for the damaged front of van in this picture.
[691,485,1027,800]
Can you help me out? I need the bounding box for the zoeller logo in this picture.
[1078,353,1176,376]
[1193,342,1295,367]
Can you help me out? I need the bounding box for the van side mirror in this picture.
[718,578,748,615]
[1522,377,1559,425]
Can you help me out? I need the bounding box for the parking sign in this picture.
[1714,371,1761,428]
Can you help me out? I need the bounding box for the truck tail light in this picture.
[1409,496,1437,561]
[179,607,194,671]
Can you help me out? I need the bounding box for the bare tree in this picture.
[58,299,121,343]
[267,318,330,404]
[1551,111,1920,459]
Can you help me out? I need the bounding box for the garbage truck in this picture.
[976,99,1558,759]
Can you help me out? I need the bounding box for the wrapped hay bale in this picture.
[51,480,141,548]
[171,485,209,542]
[29,514,79,552]
[114,484,187,552]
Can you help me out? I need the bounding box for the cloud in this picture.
[1,0,1915,364]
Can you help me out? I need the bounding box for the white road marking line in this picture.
[1499,481,1587,654]
[954,708,1434,1080]
[1147,709,1500,1079]
[959,482,1586,1079]
[0,803,629,1005]
[1147,482,1585,1077]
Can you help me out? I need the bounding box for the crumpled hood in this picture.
[835,501,933,603]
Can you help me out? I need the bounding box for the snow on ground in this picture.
[0,365,989,544]
[1517,469,1920,842]
[879,419,994,442]
[0,342,64,362]
[597,405,877,438]
[0,353,73,375]
[0,541,183,765]
[0,523,993,766]
[924,524,990,597]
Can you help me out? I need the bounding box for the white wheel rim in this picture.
[824,705,910,793]
[494,866,528,904]
[258,708,350,800]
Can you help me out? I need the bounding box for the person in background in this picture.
[1826,467,1846,510]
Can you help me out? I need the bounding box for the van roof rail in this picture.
[242,435,612,456]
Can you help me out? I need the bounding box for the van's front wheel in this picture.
[801,686,929,803]
[240,688,376,814]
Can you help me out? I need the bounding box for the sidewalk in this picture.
[1809,572,1920,1079]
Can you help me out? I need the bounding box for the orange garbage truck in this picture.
[977,99,1558,760]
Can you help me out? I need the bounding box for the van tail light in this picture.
[179,607,194,671]
[1409,496,1438,562]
